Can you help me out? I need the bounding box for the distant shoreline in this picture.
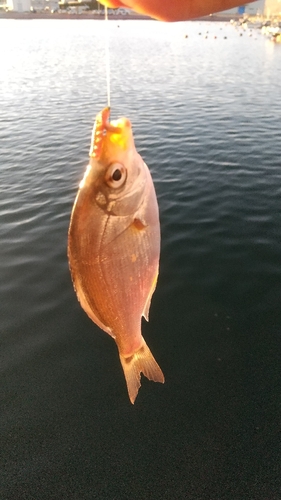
[0,12,236,22]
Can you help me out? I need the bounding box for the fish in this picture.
[68,107,164,404]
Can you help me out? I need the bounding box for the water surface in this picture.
[1,19,281,499]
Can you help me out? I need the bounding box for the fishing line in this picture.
[104,5,111,108]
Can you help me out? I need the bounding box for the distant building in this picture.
[219,0,281,16]
[31,0,59,11]
[220,1,266,15]
[4,0,58,10]
[31,0,44,9]
[264,0,281,16]
[6,0,31,10]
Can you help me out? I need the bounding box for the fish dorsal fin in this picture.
[142,269,159,321]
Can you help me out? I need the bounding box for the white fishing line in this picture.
[104,5,111,108]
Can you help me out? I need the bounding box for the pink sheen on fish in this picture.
[68,107,164,403]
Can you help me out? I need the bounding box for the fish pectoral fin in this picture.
[119,338,164,404]
[133,217,147,230]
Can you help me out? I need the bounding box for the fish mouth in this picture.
[103,107,122,133]
[90,107,122,158]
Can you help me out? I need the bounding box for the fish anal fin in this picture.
[73,277,115,338]
[119,338,164,404]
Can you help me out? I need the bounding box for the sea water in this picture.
[1,19,281,499]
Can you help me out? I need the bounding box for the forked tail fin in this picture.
[119,338,164,404]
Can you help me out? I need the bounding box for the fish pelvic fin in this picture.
[119,338,164,404]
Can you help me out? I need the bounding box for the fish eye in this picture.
[105,162,127,189]
[112,169,122,181]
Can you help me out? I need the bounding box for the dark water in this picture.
[1,19,281,499]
